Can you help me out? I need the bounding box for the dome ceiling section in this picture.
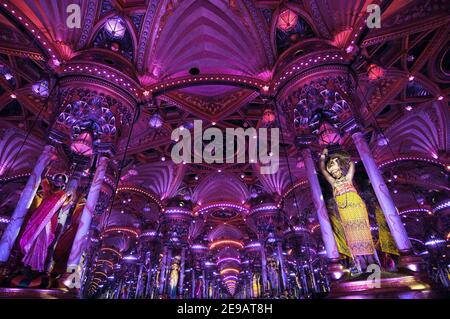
[8,0,93,61]
[121,161,185,201]
[192,172,249,205]
[0,13,44,61]
[256,156,306,196]
[151,0,270,79]
[161,85,259,121]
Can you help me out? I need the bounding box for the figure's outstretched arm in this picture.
[346,160,355,181]
[319,148,334,185]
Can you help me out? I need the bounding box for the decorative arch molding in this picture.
[269,3,322,57]
[116,185,163,209]
[86,13,139,62]
[145,74,267,96]
[0,1,64,63]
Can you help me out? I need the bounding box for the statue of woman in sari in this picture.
[319,148,378,272]
[19,173,72,273]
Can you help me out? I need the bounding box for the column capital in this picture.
[341,116,364,135]
[295,134,317,150]
[48,128,67,144]
[96,143,116,158]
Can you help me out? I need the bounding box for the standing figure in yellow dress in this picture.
[168,256,180,298]
[319,148,378,272]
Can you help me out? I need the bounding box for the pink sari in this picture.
[19,190,67,272]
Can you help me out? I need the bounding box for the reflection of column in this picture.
[159,246,169,295]
[144,252,152,298]
[352,132,412,252]
[301,148,340,260]
[191,268,196,299]
[202,269,206,298]
[178,247,186,296]
[260,243,268,294]
[136,263,144,299]
[0,144,55,262]
[277,241,288,291]
[66,156,109,272]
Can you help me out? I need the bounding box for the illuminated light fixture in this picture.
[405,105,413,111]
[250,205,278,214]
[105,17,126,39]
[149,112,163,128]
[219,268,240,275]
[244,242,261,249]
[123,255,139,261]
[437,95,444,100]
[277,9,298,31]
[210,240,244,250]
[32,80,49,97]
[140,230,157,237]
[432,200,450,213]
[10,93,16,99]
[424,239,446,246]
[191,245,208,250]
[262,108,276,125]
[367,63,385,81]
[4,73,13,80]
[408,75,415,81]
[0,216,10,224]
[165,208,192,215]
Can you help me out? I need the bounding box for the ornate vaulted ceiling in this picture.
[0,1,448,297]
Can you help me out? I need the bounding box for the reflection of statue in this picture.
[319,149,376,271]
[267,257,279,296]
[19,174,72,272]
[168,256,180,298]
[252,273,260,298]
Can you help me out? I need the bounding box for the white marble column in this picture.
[0,144,55,262]
[178,247,186,296]
[260,243,268,294]
[301,147,340,260]
[66,156,109,272]
[352,131,412,252]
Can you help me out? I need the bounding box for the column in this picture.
[178,247,186,296]
[191,267,196,298]
[144,252,152,298]
[0,144,55,262]
[277,241,288,291]
[352,131,412,252]
[158,246,170,295]
[260,243,268,294]
[301,147,340,260]
[66,155,109,273]
[201,269,206,298]
[135,263,144,298]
